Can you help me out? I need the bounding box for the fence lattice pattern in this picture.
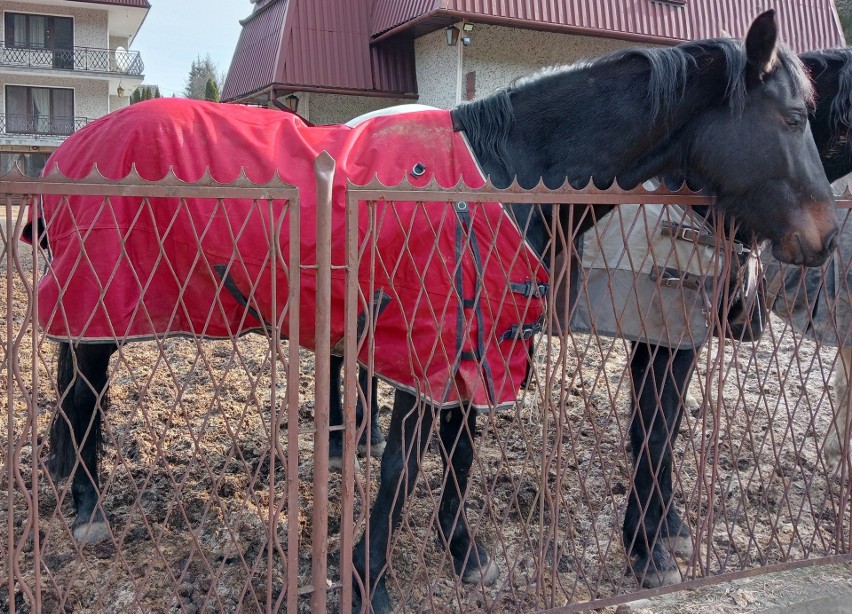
[2,166,851,612]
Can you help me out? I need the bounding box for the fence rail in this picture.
[3,163,852,612]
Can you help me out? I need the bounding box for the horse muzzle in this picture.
[772,226,838,267]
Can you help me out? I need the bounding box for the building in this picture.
[222,0,846,126]
[0,0,150,175]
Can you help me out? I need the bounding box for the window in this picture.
[4,13,74,68]
[6,86,74,135]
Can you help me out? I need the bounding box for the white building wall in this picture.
[307,92,414,125]
[415,24,656,109]
[0,2,138,173]
[0,72,108,118]
[1,2,108,48]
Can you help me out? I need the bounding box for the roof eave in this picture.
[223,83,418,105]
[371,9,683,46]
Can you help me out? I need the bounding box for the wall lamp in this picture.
[117,81,125,98]
[446,24,473,46]
[445,25,460,46]
[284,93,299,113]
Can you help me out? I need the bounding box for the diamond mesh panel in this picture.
[3,174,852,612]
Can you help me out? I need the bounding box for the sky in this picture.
[131,1,254,97]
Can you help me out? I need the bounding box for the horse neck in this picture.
[479,48,734,256]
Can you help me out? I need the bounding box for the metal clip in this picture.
[500,321,543,341]
[649,267,705,292]
[510,280,549,298]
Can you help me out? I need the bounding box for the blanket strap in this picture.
[453,200,497,404]
[509,280,549,298]
[213,264,271,328]
[660,220,750,255]
[650,266,706,292]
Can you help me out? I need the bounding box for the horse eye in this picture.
[786,116,803,129]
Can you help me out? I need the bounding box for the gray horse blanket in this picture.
[766,209,852,348]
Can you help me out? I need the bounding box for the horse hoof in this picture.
[684,391,701,413]
[663,534,694,558]
[72,519,110,543]
[354,584,393,614]
[663,511,693,557]
[329,455,361,473]
[640,566,681,588]
[633,551,680,588]
[824,436,845,472]
[462,557,500,586]
[359,440,386,458]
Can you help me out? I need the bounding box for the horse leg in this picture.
[437,405,499,585]
[328,353,350,471]
[353,389,433,614]
[826,347,852,470]
[659,349,695,559]
[329,355,385,471]
[49,341,116,543]
[624,342,694,587]
[357,364,386,459]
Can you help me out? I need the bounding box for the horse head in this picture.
[454,11,837,267]
[640,11,837,266]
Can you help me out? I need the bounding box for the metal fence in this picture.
[1,114,88,138]
[3,159,852,612]
[0,44,144,75]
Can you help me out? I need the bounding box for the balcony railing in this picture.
[0,44,144,76]
[1,114,88,137]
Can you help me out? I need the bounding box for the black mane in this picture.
[802,48,852,134]
[454,39,810,177]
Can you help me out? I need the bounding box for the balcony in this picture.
[0,45,144,76]
[1,114,88,138]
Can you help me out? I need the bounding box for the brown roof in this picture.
[223,0,416,103]
[223,0,845,103]
[68,0,151,7]
[371,0,845,50]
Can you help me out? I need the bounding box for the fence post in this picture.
[4,192,15,613]
[312,152,335,612]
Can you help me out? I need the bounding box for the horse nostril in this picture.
[826,227,839,253]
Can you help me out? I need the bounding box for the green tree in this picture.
[130,85,162,104]
[185,54,223,100]
[204,77,220,102]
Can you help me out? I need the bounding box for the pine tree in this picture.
[185,54,223,100]
[204,78,220,102]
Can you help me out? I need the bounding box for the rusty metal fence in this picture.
[3,159,852,612]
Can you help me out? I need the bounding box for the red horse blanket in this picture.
[31,98,546,410]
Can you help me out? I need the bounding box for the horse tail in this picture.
[49,342,109,480]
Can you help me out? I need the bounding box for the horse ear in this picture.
[745,9,778,78]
